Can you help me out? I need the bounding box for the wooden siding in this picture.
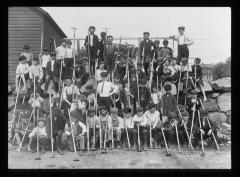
[43,17,63,50]
[8,7,43,84]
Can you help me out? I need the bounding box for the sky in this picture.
[42,7,231,64]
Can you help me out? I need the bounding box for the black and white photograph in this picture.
[8,7,231,169]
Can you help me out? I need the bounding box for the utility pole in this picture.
[71,27,77,82]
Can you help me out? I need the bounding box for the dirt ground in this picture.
[8,143,231,169]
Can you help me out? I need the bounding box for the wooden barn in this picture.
[8,7,67,85]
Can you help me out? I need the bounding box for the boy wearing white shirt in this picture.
[144,103,162,149]
[39,47,51,82]
[56,39,67,80]
[133,107,148,150]
[29,118,48,154]
[15,56,29,93]
[29,57,43,94]
[96,61,107,83]
[170,26,194,64]
[96,72,114,112]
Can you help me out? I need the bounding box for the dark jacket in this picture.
[84,34,99,51]
[151,47,173,60]
[191,65,203,79]
[114,66,126,83]
[46,59,59,77]
[138,87,151,104]
[161,94,177,116]
[98,38,106,60]
[137,70,147,80]
[140,39,154,58]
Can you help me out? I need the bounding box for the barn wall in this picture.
[8,7,43,84]
[43,17,65,51]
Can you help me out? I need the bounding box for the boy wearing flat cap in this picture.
[96,71,114,112]
[190,58,207,101]
[62,110,86,152]
[136,62,147,80]
[140,32,154,76]
[84,26,99,75]
[158,39,173,61]
[170,26,194,64]
[122,107,135,149]
[15,55,29,93]
[86,106,100,150]
[160,84,177,119]
[21,44,33,66]
[133,107,148,150]
[44,51,60,93]
[110,107,124,149]
[29,117,48,154]
[138,78,151,110]
[162,112,179,147]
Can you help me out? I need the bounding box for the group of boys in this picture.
[9,25,218,156]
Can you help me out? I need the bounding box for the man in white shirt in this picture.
[96,71,114,112]
[144,103,162,149]
[29,118,48,154]
[169,26,194,64]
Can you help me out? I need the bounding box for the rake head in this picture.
[165,152,172,157]
[35,157,41,160]
[73,158,80,161]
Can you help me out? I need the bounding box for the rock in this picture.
[225,110,231,124]
[220,123,231,135]
[208,112,227,127]
[8,85,12,93]
[201,98,219,112]
[211,93,220,98]
[202,80,213,93]
[211,77,231,92]
[217,92,231,112]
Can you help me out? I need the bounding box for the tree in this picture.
[213,57,231,80]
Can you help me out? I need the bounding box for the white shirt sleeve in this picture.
[79,121,86,135]
[62,87,67,101]
[29,127,37,138]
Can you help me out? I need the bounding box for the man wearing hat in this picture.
[39,47,51,83]
[84,26,99,75]
[96,61,107,83]
[44,51,60,93]
[96,71,114,112]
[29,57,43,94]
[190,58,207,101]
[169,26,194,64]
[140,32,154,76]
[160,84,177,117]
[29,117,48,154]
[86,106,100,150]
[21,44,33,65]
[110,107,124,149]
[138,78,151,110]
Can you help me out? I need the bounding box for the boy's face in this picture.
[172,60,177,65]
[51,56,56,60]
[111,112,118,118]
[152,87,157,92]
[163,42,168,47]
[124,82,129,88]
[24,49,29,52]
[137,111,143,117]
[88,112,94,117]
[182,116,189,123]
[62,42,66,47]
[178,29,184,35]
[143,34,149,40]
[89,28,95,34]
[114,78,120,83]
[71,117,77,122]
[154,43,159,48]
[20,60,26,64]
[166,90,171,94]
[150,107,156,113]
[38,121,45,128]
[102,76,108,81]
[101,109,107,116]
[130,74,136,80]
[137,66,142,70]
[107,37,113,43]
[66,79,72,86]
[32,60,38,65]
[124,112,131,119]
[165,60,170,66]
[170,118,176,123]
[99,64,105,70]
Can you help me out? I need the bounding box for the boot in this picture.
[91,144,96,151]
[108,142,112,150]
[143,143,147,151]
[133,143,137,150]
[41,145,46,154]
[117,141,121,149]
[57,146,64,155]
[143,134,148,151]
[31,148,37,153]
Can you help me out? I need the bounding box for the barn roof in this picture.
[34,7,67,38]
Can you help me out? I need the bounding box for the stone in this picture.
[208,112,227,127]
[211,93,220,98]
[202,98,219,112]
[225,111,231,124]
[217,92,231,112]
[210,77,231,92]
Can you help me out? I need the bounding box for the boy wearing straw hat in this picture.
[29,117,48,154]
[15,55,29,93]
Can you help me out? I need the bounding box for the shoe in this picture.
[31,148,37,153]
[57,147,64,155]
[27,145,31,152]
[117,142,121,149]
[203,98,207,101]
[41,146,46,154]
[143,144,147,151]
